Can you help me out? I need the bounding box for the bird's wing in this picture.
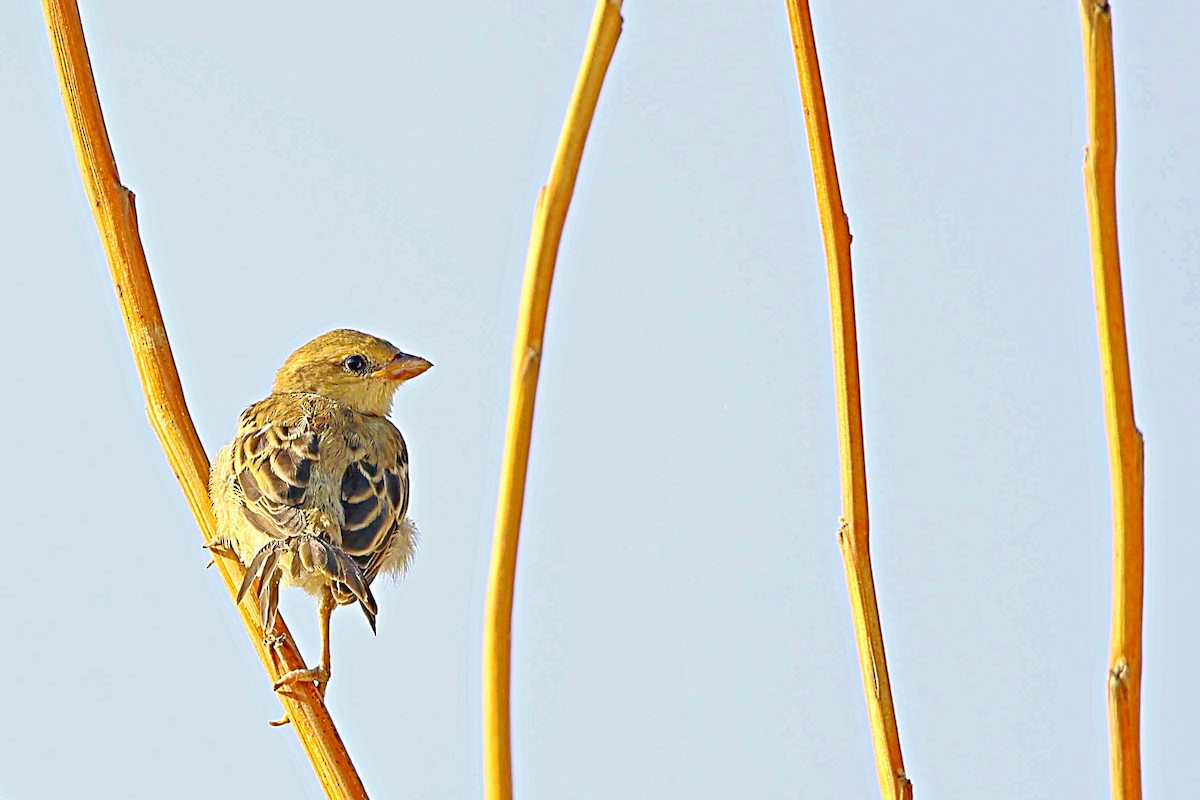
[231,403,321,540]
[230,396,378,628]
[332,418,410,620]
[337,420,409,567]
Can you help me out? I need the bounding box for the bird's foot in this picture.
[273,666,329,695]
[262,631,288,650]
[202,538,237,568]
[267,666,329,727]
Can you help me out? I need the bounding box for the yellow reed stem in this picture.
[783,2,911,798]
[1078,3,1145,798]
[41,3,368,797]
[483,2,623,799]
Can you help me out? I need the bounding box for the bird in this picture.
[209,329,431,707]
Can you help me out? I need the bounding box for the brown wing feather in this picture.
[232,408,321,539]
[337,437,408,559]
[329,428,409,630]
[229,395,388,629]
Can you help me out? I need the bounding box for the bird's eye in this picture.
[343,354,369,374]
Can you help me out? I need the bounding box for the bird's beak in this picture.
[372,352,433,382]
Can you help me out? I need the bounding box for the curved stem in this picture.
[483,3,623,799]
[41,3,368,797]
[784,2,911,797]
[1078,3,1144,798]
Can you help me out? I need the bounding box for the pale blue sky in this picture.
[2,2,1197,798]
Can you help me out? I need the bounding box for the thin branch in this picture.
[483,2,623,799]
[1078,3,1145,798]
[41,3,368,797]
[783,2,911,798]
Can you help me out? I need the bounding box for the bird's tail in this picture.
[237,535,378,632]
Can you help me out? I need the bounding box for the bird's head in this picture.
[273,329,432,416]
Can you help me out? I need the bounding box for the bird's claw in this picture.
[202,538,237,567]
[262,631,288,650]
[273,666,329,695]
[267,665,329,726]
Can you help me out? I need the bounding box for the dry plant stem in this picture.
[1078,3,1145,799]
[784,2,911,798]
[41,3,368,798]
[483,2,622,799]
